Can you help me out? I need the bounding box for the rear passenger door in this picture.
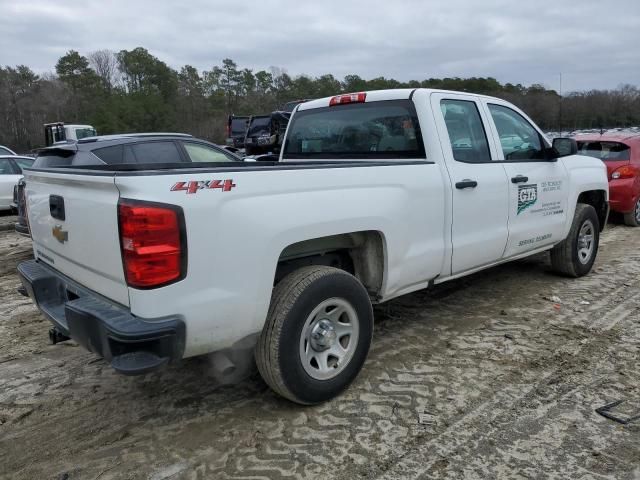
[431,92,510,274]
[482,101,569,258]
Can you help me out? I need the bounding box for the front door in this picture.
[483,102,569,258]
[431,93,510,274]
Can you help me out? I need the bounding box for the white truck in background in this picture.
[19,89,608,404]
[44,122,97,146]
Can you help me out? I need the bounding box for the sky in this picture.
[1,0,639,93]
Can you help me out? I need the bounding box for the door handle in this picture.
[455,179,478,189]
[511,175,529,183]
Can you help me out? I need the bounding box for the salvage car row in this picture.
[8,88,640,406]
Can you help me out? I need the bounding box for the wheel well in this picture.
[577,190,608,231]
[275,231,385,298]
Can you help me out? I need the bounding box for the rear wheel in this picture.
[623,197,640,227]
[256,266,373,405]
[550,203,600,277]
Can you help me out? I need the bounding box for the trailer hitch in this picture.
[48,328,71,345]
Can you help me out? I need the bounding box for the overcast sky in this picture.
[1,0,639,92]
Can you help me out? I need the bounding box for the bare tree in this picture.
[88,49,120,91]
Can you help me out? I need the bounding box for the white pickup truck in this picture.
[18,89,608,404]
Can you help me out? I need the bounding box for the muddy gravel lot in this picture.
[0,214,639,480]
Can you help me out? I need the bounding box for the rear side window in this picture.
[577,141,630,161]
[283,100,425,159]
[230,118,248,135]
[183,143,235,162]
[125,141,183,164]
[441,100,491,163]
[93,145,124,164]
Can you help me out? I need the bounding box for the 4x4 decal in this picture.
[171,179,236,194]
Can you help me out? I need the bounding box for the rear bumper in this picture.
[17,259,185,375]
[609,178,639,213]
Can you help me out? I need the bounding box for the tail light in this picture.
[611,165,636,179]
[118,200,186,289]
[329,92,366,106]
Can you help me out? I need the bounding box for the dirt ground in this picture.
[0,213,639,480]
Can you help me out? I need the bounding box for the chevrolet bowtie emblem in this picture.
[52,225,68,244]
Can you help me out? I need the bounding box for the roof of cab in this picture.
[296,88,504,111]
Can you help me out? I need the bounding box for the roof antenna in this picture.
[558,72,563,137]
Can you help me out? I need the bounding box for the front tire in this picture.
[256,266,373,405]
[550,203,600,277]
[623,197,640,227]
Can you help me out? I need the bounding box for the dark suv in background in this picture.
[14,133,240,236]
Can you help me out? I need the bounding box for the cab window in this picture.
[488,104,545,160]
[441,100,491,163]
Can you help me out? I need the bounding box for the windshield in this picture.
[248,117,271,136]
[283,100,425,159]
[75,128,97,140]
[577,141,630,161]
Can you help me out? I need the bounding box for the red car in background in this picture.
[576,133,640,226]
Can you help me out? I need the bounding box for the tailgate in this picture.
[24,169,129,306]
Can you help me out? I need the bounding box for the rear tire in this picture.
[256,266,373,405]
[550,203,600,277]
[623,198,640,227]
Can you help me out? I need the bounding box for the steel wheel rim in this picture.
[577,219,595,264]
[635,198,640,222]
[299,297,359,381]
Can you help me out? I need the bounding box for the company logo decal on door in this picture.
[517,184,538,215]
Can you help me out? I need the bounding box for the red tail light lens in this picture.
[118,200,186,288]
[329,92,367,106]
[611,165,636,179]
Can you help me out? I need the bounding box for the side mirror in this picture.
[552,137,578,157]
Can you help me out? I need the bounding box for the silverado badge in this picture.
[52,225,68,244]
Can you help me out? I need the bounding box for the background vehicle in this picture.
[0,145,17,155]
[226,116,249,148]
[12,134,239,236]
[576,133,640,226]
[34,132,240,167]
[244,111,290,155]
[0,155,34,210]
[44,122,97,147]
[18,89,608,405]
[282,99,309,112]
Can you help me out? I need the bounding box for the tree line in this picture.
[1,47,639,152]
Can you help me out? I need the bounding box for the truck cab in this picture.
[44,123,97,146]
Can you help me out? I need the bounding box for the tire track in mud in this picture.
[0,225,639,479]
